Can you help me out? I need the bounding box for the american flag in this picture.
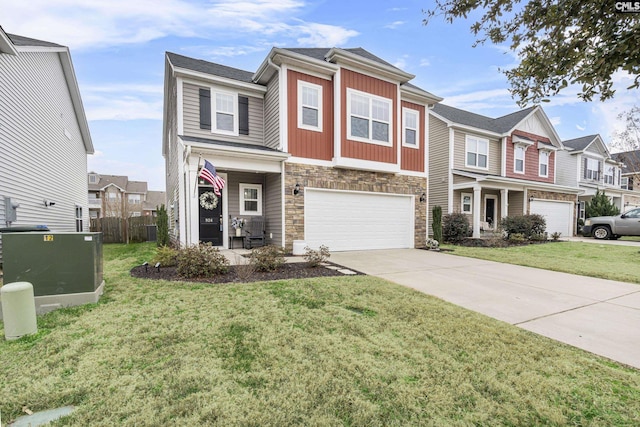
[199,159,226,196]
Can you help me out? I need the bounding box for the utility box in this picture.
[1,232,104,314]
[1,282,38,340]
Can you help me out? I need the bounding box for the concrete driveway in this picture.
[330,249,640,369]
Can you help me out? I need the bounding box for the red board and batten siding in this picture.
[400,100,425,172]
[505,131,555,183]
[287,70,334,160]
[341,69,397,164]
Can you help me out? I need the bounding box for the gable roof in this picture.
[613,150,640,173]
[166,52,254,83]
[282,47,400,71]
[563,135,598,152]
[144,191,166,210]
[7,33,64,48]
[432,103,537,134]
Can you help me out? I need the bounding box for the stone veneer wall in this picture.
[284,163,427,251]
[625,194,640,207]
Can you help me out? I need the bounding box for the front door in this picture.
[485,197,496,229]
[198,187,223,245]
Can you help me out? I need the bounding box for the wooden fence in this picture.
[90,216,156,243]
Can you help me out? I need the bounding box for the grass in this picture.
[0,242,638,425]
[443,242,640,284]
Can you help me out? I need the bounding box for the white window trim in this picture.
[604,165,615,185]
[402,107,420,149]
[586,157,599,180]
[211,89,239,136]
[297,80,322,132]
[239,183,263,216]
[514,145,525,174]
[539,150,550,178]
[621,176,630,189]
[465,136,489,170]
[89,174,98,184]
[461,192,472,214]
[346,88,393,147]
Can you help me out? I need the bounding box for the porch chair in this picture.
[243,217,266,249]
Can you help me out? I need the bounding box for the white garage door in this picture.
[305,189,414,251]
[530,200,573,237]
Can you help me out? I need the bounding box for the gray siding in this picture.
[0,51,90,261]
[264,74,280,150]
[182,82,264,146]
[453,130,501,176]
[555,150,578,187]
[264,173,282,246]
[427,114,450,235]
[226,172,265,219]
[165,72,180,242]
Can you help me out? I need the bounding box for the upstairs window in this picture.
[604,166,615,185]
[88,174,98,184]
[347,88,392,145]
[466,136,488,169]
[539,151,549,177]
[585,158,600,180]
[402,107,419,148]
[214,92,236,134]
[128,194,141,204]
[621,176,631,190]
[298,81,322,131]
[199,88,249,136]
[514,145,525,173]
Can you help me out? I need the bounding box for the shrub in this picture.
[156,204,170,247]
[153,245,178,267]
[500,214,546,240]
[176,243,229,278]
[304,245,330,267]
[508,233,526,243]
[250,245,285,272]
[443,213,471,243]
[432,205,443,244]
[234,255,257,282]
[551,232,562,241]
[586,189,620,218]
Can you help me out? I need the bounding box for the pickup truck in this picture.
[583,207,640,239]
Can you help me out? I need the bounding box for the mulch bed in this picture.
[130,261,364,284]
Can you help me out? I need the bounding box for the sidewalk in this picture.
[565,236,640,246]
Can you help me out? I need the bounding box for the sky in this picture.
[3,0,639,191]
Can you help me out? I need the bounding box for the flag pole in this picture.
[193,153,202,198]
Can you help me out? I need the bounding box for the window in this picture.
[579,201,585,220]
[622,176,631,190]
[239,183,262,216]
[604,166,615,185]
[514,145,525,173]
[585,158,600,180]
[298,81,322,131]
[539,151,549,177]
[75,205,83,232]
[402,107,419,148]
[347,89,392,145]
[128,194,141,204]
[466,136,488,169]
[131,212,141,217]
[88,174,98,184]
[108,192,118,200]
[461,193,472,213]
[213,91,237,134]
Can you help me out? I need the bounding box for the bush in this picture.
[500,214,546,240]
[250,245,285,272]
[156,204,170,247]
[432,205,443,244]
[586,189,620,218]
[304,245,330,267]
[176,243,229,278]
[153,245,178,267]
[443,213,471,243]
[551,232,562,241]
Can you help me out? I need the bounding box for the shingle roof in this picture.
[613,150,640,173]
[563,135,598,152]
[144,191,166,210]
[127,181,148,193]
[7,33,64,48]
[179,135,284,153]
[95,175,128,191]
[431,103,536,134]
[166,52,255,83]
[282,47,400,70]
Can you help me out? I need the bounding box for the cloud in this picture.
[388,7,407,11]
[293,22,359,46]
[82,83,163,121]
[550,116,561,126]
[419,58,430,67]
[576,124,586,131]
[385,21,405,30]
[393,55,409,70]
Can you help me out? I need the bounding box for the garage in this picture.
[530,199,573,237]
[304,189,414,251]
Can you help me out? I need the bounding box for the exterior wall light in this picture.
[293,183,301,195]
[419,193,426,203]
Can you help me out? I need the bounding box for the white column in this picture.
[500,189,509,220]
[473,186,482,238]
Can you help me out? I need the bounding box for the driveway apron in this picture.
[331,249,640,370]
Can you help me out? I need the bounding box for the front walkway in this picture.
[331,249,640,369]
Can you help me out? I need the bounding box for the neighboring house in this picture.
[88,173,165,218]
[429,104,581,238]
[558,135,640,219]
[0,27,93,261]
[163,47,441,251]
[612,149,640,209]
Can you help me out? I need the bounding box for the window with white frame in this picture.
[466,136,488,169]
[539,151,550,177]
[347,89,392,145]
[402,107,419,148]
[108,192,118,200]
[128,194,141,204]
[579,201,585,220]
[514,145,525,173]
[604,166,615,185]
[586,158,600,180]
[621,176,630,190]
[298,81,322,131]
[461,193,472,213]
[89,174,98,184]
[240,183,262,216]
[213,91,237,134]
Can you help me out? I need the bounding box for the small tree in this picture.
[156,204,170,247]
[586,190,620,218]
[432,205,443,243]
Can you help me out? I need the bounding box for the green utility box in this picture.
[1,232,104,314]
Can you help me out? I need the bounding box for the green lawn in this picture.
[443,242,640,284]
[0,242,639,425]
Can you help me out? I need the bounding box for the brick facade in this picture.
[284,163,427,251]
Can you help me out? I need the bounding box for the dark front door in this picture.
[198,187,223,245]
[485,198,496,228]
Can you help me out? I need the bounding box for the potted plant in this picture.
[231,217,245,236]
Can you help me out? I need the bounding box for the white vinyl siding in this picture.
[298,80,322,132]
[465,136,488,169]
[347,88,392,146]
[402,107,419,148]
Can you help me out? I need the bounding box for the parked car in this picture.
[583,207,640,239]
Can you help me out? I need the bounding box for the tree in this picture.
[156,204,170,247]
[432,205,443,243]
[424,1,640,106]
[586,190,620,218]
[611,106,640,152]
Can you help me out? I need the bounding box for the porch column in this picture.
[473,186,482,238]
[500,189,508,221]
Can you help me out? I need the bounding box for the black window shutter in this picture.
[199,88,211,130]
[239,96,249,135]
